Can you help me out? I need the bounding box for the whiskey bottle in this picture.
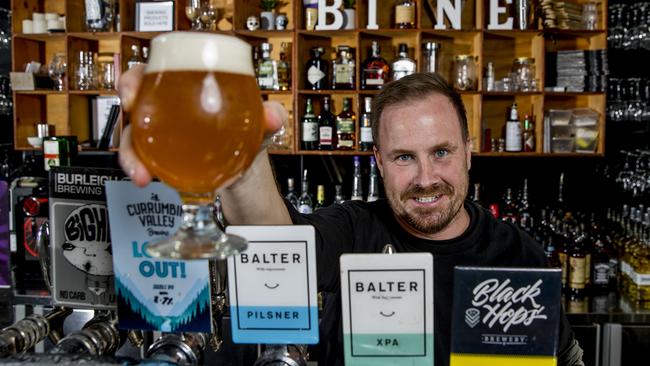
[359,97,374,151]
[568,225,587,299]
[518,179,532,231]
[315,185,326,210]
[334,184,345,204]
[285,178,299,209]
[351,156,363,200]
[336,98,356,150]
[522,114,535,152]
[298,169,314,214]
[305,46,328,90]
[361,41,390,90]
[394,0,416,29]
[390,43,416,81]
[501,188,519,224]
[331,45,355,90]
[505,103,522,152]
[301,98,319,150]
[257,42,279,90]
[277,42,291,91]
[367,156,379,202]
[318,97,336,150]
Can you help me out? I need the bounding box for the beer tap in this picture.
[254,344,309,366]
[50,311,120,356]
[146,332,207,365]
[0,307,72,357]
[208,259,227,351]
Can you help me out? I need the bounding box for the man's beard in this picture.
[387,182,465,235]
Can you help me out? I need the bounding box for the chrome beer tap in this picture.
[0,307,72,357]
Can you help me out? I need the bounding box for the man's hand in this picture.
[117,64,288,187]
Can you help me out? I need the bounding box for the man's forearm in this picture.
[220,149,292,225]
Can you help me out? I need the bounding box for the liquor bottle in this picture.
[285,178,299,209]
[519,179,533,231]
[298,169,314,214]
[305,46,328,90]
[127,44,144,70]
[589,215,617,292]
[394,0,416,29]
[505,103,522,152]
[359,97,374,151]
[334,184,345,204]
[361,41,390,90]
[471,182,482,207]
[331,45,355,90]
[336,98,356,150]
[252,45,261,71]
[315,185,326,210]
[301,98,319,150]
[390,43,416,81]
[277,42,291,91]
[522,114,535,152]
[501,188,519,224]
[318,97,336,150]
[367,156,379,202]
[568,225,587,299]
[257,42,279,90]
[351,156,363,200]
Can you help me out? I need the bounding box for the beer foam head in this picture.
[146,32,254,76]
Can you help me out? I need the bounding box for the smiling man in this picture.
[119,71,584,366]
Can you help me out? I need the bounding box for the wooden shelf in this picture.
[260,90,292,95]
[14,90,65,95]
[298,150,374,156]
[298,90,358,95]
[483,92,543,96]
[473,152,605,157]
[68,90,119,96]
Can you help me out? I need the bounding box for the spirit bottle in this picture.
[331,45,355,90]
[277,42,291,91]
[522,114,535,152]
[471,182,482,207]
[367,156,379,202]
[257,42,279,90]
[395,0,416,29]
[505,103,522,152]
[390,43,416,81]
[285,178,299,209]
[127,44,144,70]
[518,179,532,231]
[334,184,345,204]
[301,98,319,150]
[336,98,356,150]
[318,97,336,150]
[305,46,328,90]
[359,97,373,151]
[361,41,390,90]
[501,188,519,224]
[315,185,326,210]
[298,169,314,214]
[351,156,363,200]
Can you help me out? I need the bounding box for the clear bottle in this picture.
[390,43,416,81]
[298,169,314,214]
[485,61,495,91]
[301,98,319,150]
[127,44,143,70]
[505,102,522,152]
[522,114,535,152]
[305,46,328,90]
[367,156,379,202]
[331,45,355,90]
[334,184,345,204]
[86,51,98,90]
[318,97,336,150]
[471,182,482,207]
[277,42,291,91]
[285,177,299,209]
[74,50,90,90]
[359,97,373,151]
[361,41,390,90]
[518,179,532,231]
[336,98,356,150]
[351,156,363,200]
[257,42,279,90]
[315,185,326,210]
[394,0,416,29]
[501,188,519,224]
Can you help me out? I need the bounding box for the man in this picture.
[119,70,584,365]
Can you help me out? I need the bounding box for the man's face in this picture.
[374,93,472,240]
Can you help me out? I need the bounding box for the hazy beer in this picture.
[132,33,264,204]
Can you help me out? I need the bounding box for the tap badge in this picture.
[464,308,480,328]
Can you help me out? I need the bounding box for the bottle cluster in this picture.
[485,103,536,153]
[301,96,373,152]
[253,42,291,91]
[284,156,380,214]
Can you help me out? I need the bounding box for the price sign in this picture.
[340,253,434,366]
[226,225,318,344]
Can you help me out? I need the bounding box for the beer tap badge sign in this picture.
[450,267,562,366]
[105,181,211,333]
[49,167,124,309]
[226,225,319,344]
[340,253,434,366]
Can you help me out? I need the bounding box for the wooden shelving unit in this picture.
[10,0,608,157]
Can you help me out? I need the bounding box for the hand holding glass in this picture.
[131,32,264,259]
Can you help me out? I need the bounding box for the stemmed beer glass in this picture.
[131,32,264,259]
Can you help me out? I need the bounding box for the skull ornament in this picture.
[246,15,260,31]
[275,14,288,30]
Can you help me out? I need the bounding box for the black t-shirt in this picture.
[287,199,573,366]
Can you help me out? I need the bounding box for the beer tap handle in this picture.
[254,344,308,366]
[35,220,52,293]
[126,330,144,348]
[147,332,207,365]
[51,311,120,356]
[0,306,71,356]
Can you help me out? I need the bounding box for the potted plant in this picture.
[342,0,356,29]
[259,0,285,30]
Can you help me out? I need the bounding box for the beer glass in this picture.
[131,32,264,259]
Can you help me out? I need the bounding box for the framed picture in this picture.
[135,0,174,32]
